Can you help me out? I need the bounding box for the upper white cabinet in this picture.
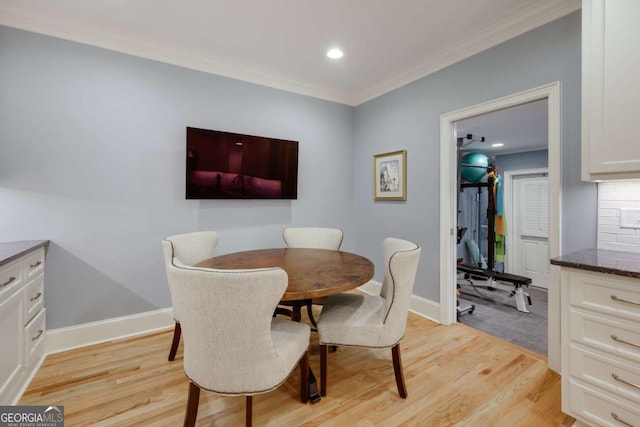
[582,0,640,181]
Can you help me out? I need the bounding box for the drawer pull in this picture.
[30,260,42,269]
[611,412,635,427]
[611,295,640,306]
[31,329,43,341]
[29,292,42,302]
[0,276,16,288]
[612,373,640,391]
[611,334,640,349]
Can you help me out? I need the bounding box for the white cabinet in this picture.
[582,0,640,181]
[0,245,46,404]
[561,269,640,426]
[0,282,25,405]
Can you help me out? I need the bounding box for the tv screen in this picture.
[186,127,299,199]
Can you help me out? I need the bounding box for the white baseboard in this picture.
[358,281,441,323]
[46,308,175,354]
[45,285,442,356]
[408,294,441,323]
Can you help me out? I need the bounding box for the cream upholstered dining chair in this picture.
[281,227,344,327]
[162,231,219,361]
[317,237,420,398]
[283,227,344,250]
[162,240,310,427]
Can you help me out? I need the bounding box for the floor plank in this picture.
[21,308,574,426]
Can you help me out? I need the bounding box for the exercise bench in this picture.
[457,264,533,313]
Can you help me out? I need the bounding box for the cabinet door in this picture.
[582,0,640,180]
[0,289,25,404]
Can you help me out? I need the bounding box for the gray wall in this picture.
[0,26,355,328]
[353,12,596,302]
[0,11,598,327]
[496,149,549,172]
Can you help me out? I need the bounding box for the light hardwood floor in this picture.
[21,309,574,426]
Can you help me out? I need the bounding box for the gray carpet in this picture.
[457,280,548,356]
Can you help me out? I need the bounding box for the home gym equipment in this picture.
[456,136,533,314]
[460,152,489,183]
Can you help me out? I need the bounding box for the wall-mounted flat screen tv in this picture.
[186,127,299,199]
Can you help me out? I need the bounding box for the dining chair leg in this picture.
[392,344,408,398]
[299,351,309,403]
[184,381,200,427]
[305,301,318,329]
[245,395,252,427]
[169,322,181,361]
[320,344,328,396]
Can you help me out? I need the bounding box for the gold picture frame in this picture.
[374,150,407,201]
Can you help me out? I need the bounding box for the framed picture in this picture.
[374,150,407,201]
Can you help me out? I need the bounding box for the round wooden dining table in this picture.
[196,247,375,404]
[196,248,375,302]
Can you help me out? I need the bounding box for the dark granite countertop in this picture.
[0,240,49,267]
[550,248,640,279]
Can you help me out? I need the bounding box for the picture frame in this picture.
[373,150,407,201]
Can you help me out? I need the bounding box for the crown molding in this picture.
[0,0,580,107]
[0,2,354,105]
[352,0,581,105]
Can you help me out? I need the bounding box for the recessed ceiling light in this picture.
[491,143,504,148]
[327,48,344,59]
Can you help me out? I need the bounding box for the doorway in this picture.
[439,82,562,371]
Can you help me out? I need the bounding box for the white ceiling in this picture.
[0,0,580,106]
[456,99,549,155]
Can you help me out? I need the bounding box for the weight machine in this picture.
[456,135,533,314]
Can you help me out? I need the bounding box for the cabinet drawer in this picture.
[24,276,44,325]
[569,343,640,403]
[23,249,44,282]
[0,261,22,299]
[25,308,45,362]
[569,308,640,361]
[569,271,640,322]
[569,378,640,427]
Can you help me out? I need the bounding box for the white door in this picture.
[511,173,549,289]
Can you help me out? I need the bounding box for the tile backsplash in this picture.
[598,181,640,253]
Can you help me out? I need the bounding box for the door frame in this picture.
[439,82,562,371]
[504,167,549,276]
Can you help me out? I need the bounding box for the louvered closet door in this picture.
[513,175,549,289]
